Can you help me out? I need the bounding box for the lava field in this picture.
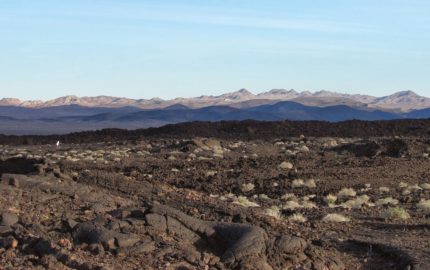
[1,120,430,269]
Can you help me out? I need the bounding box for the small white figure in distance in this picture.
[56,141,60,148]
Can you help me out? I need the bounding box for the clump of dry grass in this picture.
[398,182,408,188]
[337,188,357,198]
[384,207,410,220]
[376,197,399,206]
[401,189,411,195]
[409,184,423,192]
[322,213,350,223]
[279,161,293,170]
[264,206,281,219]
[402,184,422,195]
[301,200,317,209]
[417,199,430,213]
[205,171,217,177]
[304,179,317,188]
[292,179,304,188]
[420,183,430,190]
[324,194,337,205]
[283,200,302,210]
[340,195,371,209]
[292,179,316,189]
[303,194,316,201]
[233,196,260,208]
[259,194,270,200]
[241,183,255,192]
[288,213,307,223]
[281,193,296,201]
[379,186,390,193]
[298,145,310,153]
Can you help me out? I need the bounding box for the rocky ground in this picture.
[1,125,430,269]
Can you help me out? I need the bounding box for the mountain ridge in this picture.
[1,89,429,112]
[1,98,430,135]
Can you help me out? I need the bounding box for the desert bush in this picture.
[340,195,370,209]
[301,200,317,209]
[233,196,260,208]
[338,188,357,198]
[322,213,350,223]
[241,183,255,192]
[376,197,399,206]
[402,184,422,195]
[398,182,408,188]
[279,161,293,170]
[304,179,317,188]
[324,194,338,205]
[281,193,296,201]
[323,139,338,148]
[264,206,281,219]
[225,192,236,199]
[205,171,217,177]
[292,179,305,188]
[401,188,411,195]
[409,184,423,191]
[417,199,430,213]
[288,213,307,223]
[259,194,270,200]
[384,207,410,220]
[283,200,302,210]
[420,183,430,190]
[302,195,316,202]
[298,145,310,153]
[219,196,227,201]
[292,179,316,189]
[379,186,390,193]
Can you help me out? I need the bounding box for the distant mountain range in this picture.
[0,89,429,135]
[1,89,430,112]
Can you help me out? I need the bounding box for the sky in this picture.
[0,0,429,100]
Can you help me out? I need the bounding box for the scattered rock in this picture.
[0,212,18,227]
[33,239,54,256]
[0,236,18,249]
[272,235,308,254]
[8,177,19,187]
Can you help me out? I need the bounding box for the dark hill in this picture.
[1,119,430,145]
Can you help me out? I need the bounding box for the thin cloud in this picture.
[142,13,369,33]
[0,2,372,34]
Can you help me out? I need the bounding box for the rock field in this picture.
[1,123,430,269]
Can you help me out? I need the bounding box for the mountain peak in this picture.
[0,98,22,106]
[220,89,255,101]
[313,90,338,97]
[379,90,420,100]
[390,90,418,97]
[51,95,79,102]
[237,88,253,94]
[371,90,429,111]
[58,95,79,99]
[257,89,299,100]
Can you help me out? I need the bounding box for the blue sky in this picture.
[0,0,429,100]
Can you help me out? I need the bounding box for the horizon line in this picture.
[0,89,425,102]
